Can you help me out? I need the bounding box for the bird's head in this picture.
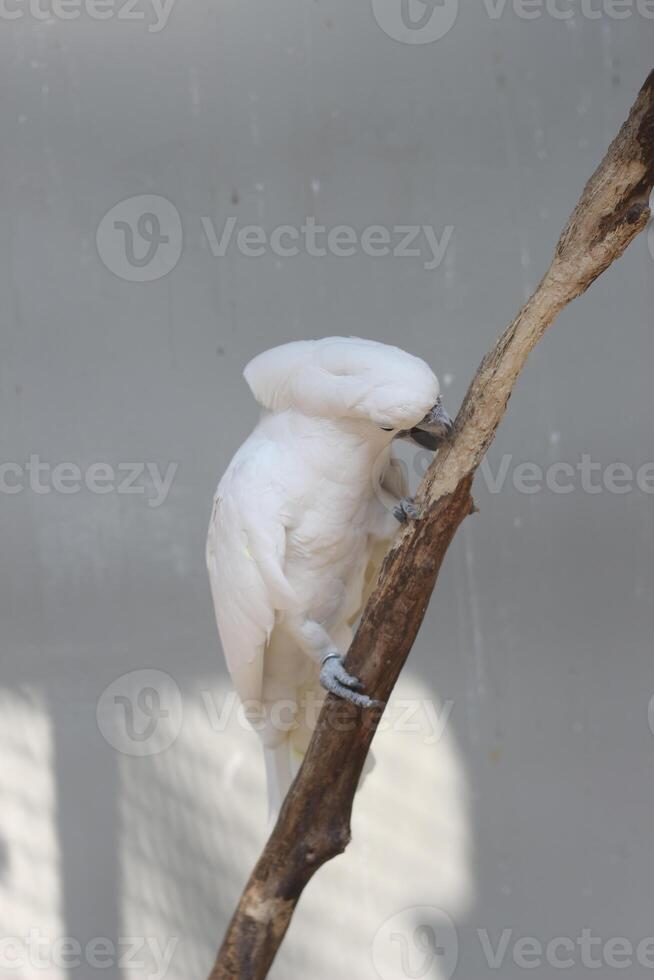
[244,336,453,448]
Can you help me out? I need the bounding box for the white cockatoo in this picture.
[206,337,453,816]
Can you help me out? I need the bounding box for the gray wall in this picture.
[1,3,653,979]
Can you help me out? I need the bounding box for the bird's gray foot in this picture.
[319,653,382,709]
[393,496,421,523]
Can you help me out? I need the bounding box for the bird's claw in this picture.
[319,653,382,709]
[393,496,421,524]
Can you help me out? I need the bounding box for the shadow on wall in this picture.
[0,671,473,980]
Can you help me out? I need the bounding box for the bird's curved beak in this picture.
[401,397,454,451]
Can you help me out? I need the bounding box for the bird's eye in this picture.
[379,426,393,431]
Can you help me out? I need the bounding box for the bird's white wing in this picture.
[356,453,409,617]
[206,441,296,705]
[381,452,409,503]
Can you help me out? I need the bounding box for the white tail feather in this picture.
[264,740,294,823]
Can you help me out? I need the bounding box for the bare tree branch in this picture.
[209,70,654,980]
